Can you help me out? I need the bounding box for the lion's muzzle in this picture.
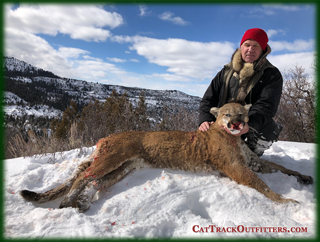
[227,121,244,134]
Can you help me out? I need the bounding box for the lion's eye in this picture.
[225,114,231,117]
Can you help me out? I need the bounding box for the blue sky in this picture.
[5,3,315,97]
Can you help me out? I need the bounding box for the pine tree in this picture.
[133,91,150,131]
[50,100,80,140]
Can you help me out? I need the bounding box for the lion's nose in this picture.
[231,122,243,130]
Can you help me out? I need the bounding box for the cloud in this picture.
[266,29,286,39]
[5,27,74,75]
[82,56,103,61]
[127,36,235,80]
[269,52,315,77]
[106,57,139,64]
[107,57,127,63]
[151,73,193,83]
[110,34,315,96]
[5,26,127,81]
[139,5,151,17]
[247,4,307,17]
[246,7,275,17]
[68,27,112,42]
[159,11,189,26]
[111,35,133,43]
[72,59,127,79]
[262,4,302,12]
[269,39,314,52]
[266,30,278,38]
[6,4,123,42]
[129,59,139,62]
[58,47,90,59]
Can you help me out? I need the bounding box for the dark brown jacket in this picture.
[199,45,283,141]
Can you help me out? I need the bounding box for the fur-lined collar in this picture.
[231,45,272,80]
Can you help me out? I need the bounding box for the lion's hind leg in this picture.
[75,158,145,213]
[59,154,142,211]
[20,159,93,203]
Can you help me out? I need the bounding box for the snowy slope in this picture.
[4,56,202,115]
[4,92,28,104]
[4,56,40,73]
[5,104,62,119]
[4,141,316,238]
[4,91,62,119]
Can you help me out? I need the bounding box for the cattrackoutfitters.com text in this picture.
[192,225,308,233]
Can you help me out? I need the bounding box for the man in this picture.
[198,28,283,156]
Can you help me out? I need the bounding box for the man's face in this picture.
[240,39,263,63]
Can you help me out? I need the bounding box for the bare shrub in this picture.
[78,90,152,144]
[157,104,199,131]
[275,65,316,143]
[6,124,92,162]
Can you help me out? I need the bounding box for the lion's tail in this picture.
[20,159,93,203]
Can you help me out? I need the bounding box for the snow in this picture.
[11,76,32,83]
[4,141,316,238]
[4,57,39,72]
[4,92,28,104]
[4,92,62,119]
[5,104,62,118]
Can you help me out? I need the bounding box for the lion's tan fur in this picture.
[20,103,313,212]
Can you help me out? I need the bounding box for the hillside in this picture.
[4,56,201,134]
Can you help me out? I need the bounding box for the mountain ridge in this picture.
[4,56,201,133]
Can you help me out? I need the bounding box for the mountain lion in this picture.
[20,103,313,212]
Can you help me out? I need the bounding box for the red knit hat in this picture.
[240,28,268,51]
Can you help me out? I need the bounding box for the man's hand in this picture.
[199,121,214,132]
[223,123,249,136]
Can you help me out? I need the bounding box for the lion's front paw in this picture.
[295,175,314,185]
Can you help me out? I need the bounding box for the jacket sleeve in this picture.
[198,68,225,126]
[247,67,283,132]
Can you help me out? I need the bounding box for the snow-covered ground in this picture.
[4,141,316,238]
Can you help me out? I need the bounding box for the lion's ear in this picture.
[244,104,252,112]
[210,107,220,118]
